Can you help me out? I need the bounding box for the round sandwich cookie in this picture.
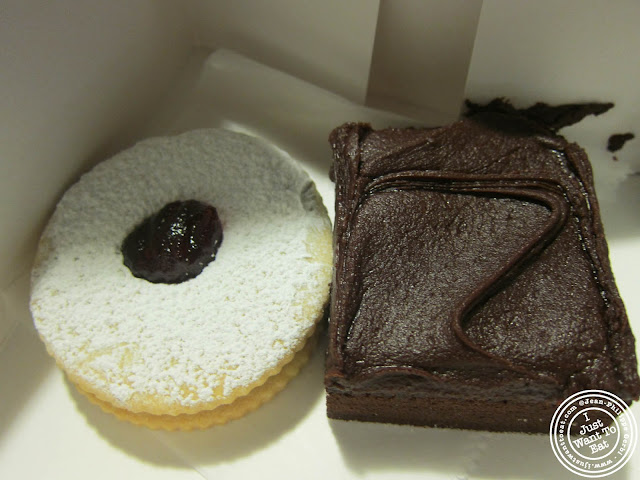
[30,129,332,430]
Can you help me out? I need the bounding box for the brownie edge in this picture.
[325,116,640,433]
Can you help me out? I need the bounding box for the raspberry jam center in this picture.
[122,200,223,284]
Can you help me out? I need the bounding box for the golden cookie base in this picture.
[74,334,317,431]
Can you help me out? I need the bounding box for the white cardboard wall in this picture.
[185,0,381,104]
[367,0,483,122]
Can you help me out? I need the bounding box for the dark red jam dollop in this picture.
[122,200,223,284]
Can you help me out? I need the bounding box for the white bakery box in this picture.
[2,1,639,479]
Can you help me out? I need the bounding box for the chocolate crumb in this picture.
[465,98,614,132]
[607,133,635,152]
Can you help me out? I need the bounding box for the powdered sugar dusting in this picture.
[30,129,332,411]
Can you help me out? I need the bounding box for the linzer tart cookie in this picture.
[325,114,640,433]
[30,129,332,430]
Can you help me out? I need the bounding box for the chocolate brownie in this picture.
[325,112,640,433]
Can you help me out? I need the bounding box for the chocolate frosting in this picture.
[326,113,640,404]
